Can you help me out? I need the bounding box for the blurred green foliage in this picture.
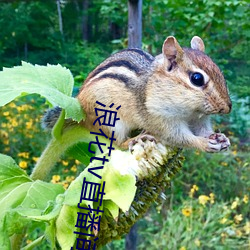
[0,0,249,97]
[0,0,249,249]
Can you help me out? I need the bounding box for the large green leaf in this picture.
[0,154,65,248]
[0,62,85,121]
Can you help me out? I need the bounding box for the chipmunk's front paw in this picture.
[129,134,156,152]
[206,133,230,152]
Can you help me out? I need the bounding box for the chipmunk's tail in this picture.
[41,106,62,130]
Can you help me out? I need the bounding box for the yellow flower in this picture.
[179,247,186,250]
[3,138,9,145]
[220,217,228,224]
[11,119,18,127]
[244,221,250,234]
[62,160,69,166]
[17,105,31,112]
[182,207,192,217]
[232,150,237,156]
[194,238,201,247]
[243,195,248,204]
[231,198,240,209]
[209,193,215,204]
[32,157,39,162]
[63,182,69,189]
[234,214,243,224]
[9,102,16,108]
[26,121,33,129]
[51,175,61,183]
[221,162,228,167]
[75,159,81,165]
[198,195,210,206]
[3,111,9,116]
[18,152,30,159]
[19,161,28,169]
[66,176,75,182]
[70,165,77,172]
[189,184,199,197]
[0,130,8,138]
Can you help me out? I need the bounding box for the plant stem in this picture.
[30,125,93,181]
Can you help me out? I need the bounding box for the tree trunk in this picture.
[125,223,137,250]
[56,0,63,36]
[126,2,142,247]
[82,0,89,41]
[128,0,142,48]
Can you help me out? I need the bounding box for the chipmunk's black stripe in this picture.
[91,60,140,79]
[96,73,130,85]
[125,48,154,62]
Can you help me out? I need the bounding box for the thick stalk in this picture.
[30,125,93,181]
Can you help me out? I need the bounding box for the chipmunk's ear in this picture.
[162,36,184,63]
[191,36,205,52]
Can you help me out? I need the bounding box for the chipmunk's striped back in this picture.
[77,48,155,143]
[83,48,155,89]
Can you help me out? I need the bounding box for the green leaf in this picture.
[0,182,33,214]
[56,205,79,249]
[0,154,65,248]
[0,231,10,250]
[103,200,119,219]
[0,154,30,181]
[0,62,85,122]
[0,176,32,200]
[64,163,102,207]
[26,197,63,221]
[54,149,138,248]
[17,181,64,214]
[66,141,96,166]
[45,220,56,249]
[3,210,31,238]
[0,181,65,235]
[64,150,137,215]
[102,162,136,212]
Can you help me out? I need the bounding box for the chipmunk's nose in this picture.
[219,101,232,114]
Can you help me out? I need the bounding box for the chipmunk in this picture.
[44,36,232,153]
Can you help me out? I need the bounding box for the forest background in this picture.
[0,0,249,249]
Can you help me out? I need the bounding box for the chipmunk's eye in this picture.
[190,72,204,87]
